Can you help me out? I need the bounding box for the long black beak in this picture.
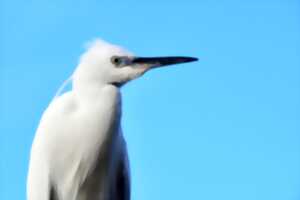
[132,56,198,68]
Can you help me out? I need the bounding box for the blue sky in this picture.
[1,0,300,199]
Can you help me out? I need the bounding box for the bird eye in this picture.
[111,56,122,66]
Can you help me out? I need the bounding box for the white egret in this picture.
[27,39,198,200]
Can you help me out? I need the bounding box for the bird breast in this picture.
[31,85,122,199]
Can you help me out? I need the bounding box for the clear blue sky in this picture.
[1,0,300,199]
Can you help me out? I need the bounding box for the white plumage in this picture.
[27,39,197,200]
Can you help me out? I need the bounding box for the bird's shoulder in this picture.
[43,92,77,118]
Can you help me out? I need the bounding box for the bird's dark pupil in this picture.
[114,58,120,64]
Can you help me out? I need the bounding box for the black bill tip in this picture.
[132,56,198,68]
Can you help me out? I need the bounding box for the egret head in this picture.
[73,39,198,89]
